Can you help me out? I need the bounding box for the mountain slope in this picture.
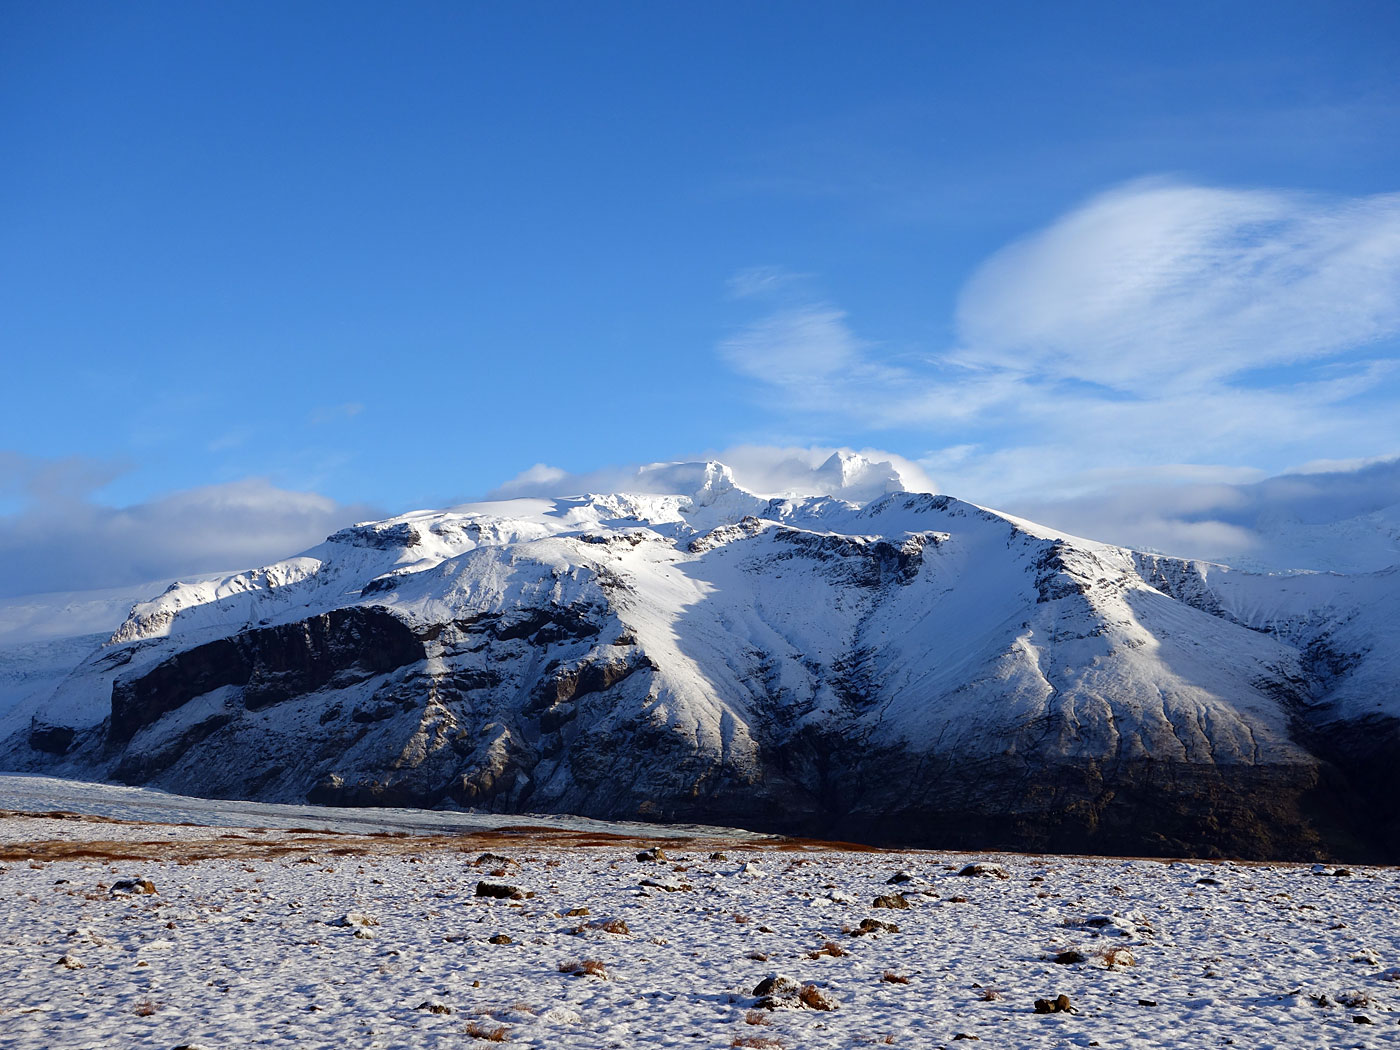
[5,463,1398,861]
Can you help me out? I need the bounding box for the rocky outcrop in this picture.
[108,606,424,743]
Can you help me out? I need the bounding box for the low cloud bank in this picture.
[0,455,376,598]
[1015,455,1400,572]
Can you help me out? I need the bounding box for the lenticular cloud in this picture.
[955,179,1400,393]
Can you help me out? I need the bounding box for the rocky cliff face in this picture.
[6,465,1399,862]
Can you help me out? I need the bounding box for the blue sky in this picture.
[3,1,1400,593]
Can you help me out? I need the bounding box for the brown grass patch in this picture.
[464,1021,511,1041]
[881,970,911,984]
[557,958,607,978]
[1097,946,1136,969]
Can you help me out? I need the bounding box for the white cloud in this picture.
[717,179,1400,506]
[956,179,1400,393]
[1011,455,1400,572]
[725,265,810,300]
[719,306,867,389]
[0,455,377,598]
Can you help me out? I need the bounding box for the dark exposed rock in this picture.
[328,522,422,549]
[28,723,75,755]
[109,607,424,742]
[112,711,234,783]
[350,702,401,724]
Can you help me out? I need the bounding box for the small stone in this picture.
[488,934,512,945]
[111,878,157,896]
[709,852,728,861]
[1354,1015,1374,1024]
[328,912,379,928]
[957,863,1009,879]
[1138,999,1158,1007]
[752,973,803,1009]
[1333,868,1354,877]
[58,953,84,969]
[1054,950,1087,965]
[564,907,590,917]
[850,918,900,936]
[753,974,800,998]
[953,1035,980,1041]
[887,870,916,884]
[797,983,836,1011]
[1194,877,1222,886]
[416,1001,452,1015]
[635,847,668,863]
[475,852,514,867]
[475,882,527,900]
[872,894,910,910]
[353,927,375,939]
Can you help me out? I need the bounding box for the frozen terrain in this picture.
[1,779,1397,1049]
[3,456,1400,860]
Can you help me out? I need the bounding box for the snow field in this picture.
[1,814,1398,1048]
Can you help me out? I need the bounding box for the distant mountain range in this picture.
[4,456,1398,861]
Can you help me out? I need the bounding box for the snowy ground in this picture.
[1,782,1398,1049]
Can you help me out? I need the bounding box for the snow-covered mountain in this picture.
[4,461,1398,861]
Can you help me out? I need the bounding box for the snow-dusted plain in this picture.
[2,779,1398,1049]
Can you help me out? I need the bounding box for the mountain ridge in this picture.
[4,462,1398,861]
